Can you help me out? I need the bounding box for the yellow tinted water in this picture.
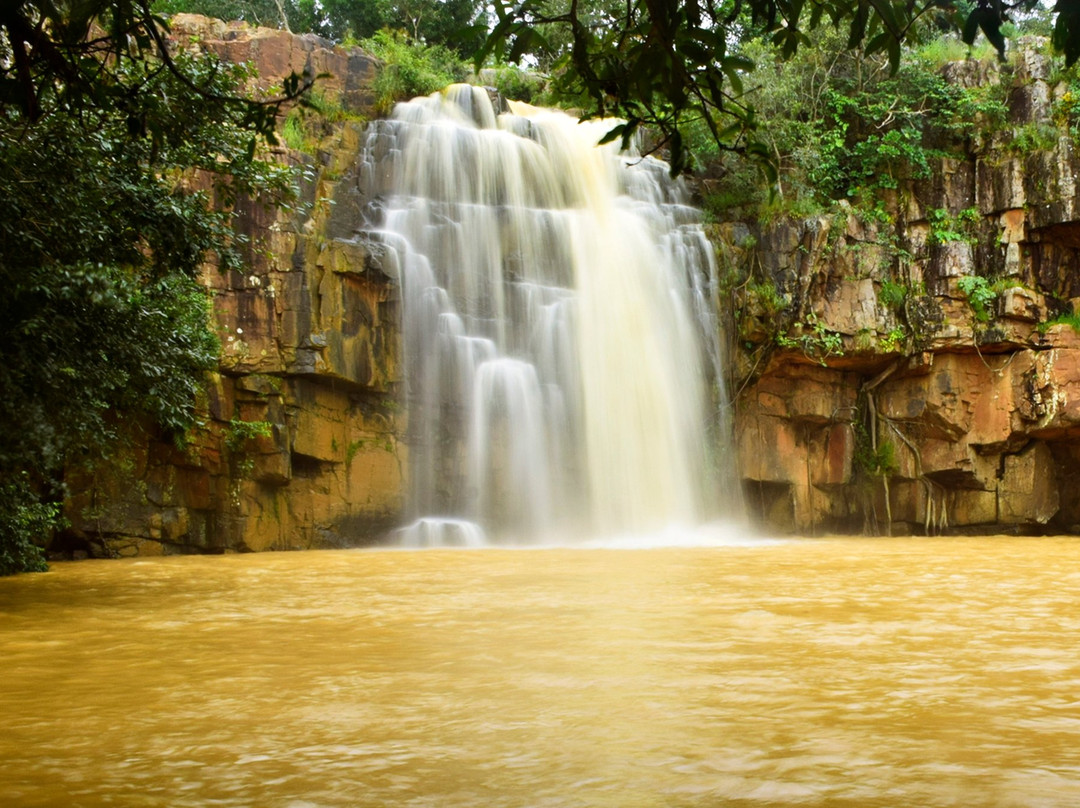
[2,537,1080,806]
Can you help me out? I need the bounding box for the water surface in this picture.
[2,536,1079,806]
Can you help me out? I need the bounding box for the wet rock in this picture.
[729,41,1080,535]
[999,441,1060,524]
[60,21,403,556]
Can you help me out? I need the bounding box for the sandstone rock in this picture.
[1024,138,1080,229]
[931,241,975,280]
[1009,81,1052,126]
[822,278,880,335]
[948,488,999,526]
[167,15,378,114]
[977,158,1026,215]
[60,23,403,556]
[999,286,1042,321]
[878,353,978,440]
[910,158,976,219]
[736,411,803,485]
[1040,323,1080,349]
[998,441,1060,524]
[101,537,167,558]
[722,42,1080,536]
[1025,348,1080,435]
[940,58,1000,90]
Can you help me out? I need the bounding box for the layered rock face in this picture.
[724,45,1080,535]
[62,18,403,557]
[60,23,1080,555]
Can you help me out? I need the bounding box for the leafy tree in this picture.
[479,0,1080,175]
[0,1,308,572]
[328,0,485,52]
[699,27,1012,220]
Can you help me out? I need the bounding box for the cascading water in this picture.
[360,84,739,546]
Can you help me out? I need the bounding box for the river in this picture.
[2,536,1079,806]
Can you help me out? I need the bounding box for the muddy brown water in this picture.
[2,536,1079,806]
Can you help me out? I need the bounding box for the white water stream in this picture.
[361,85,735,545]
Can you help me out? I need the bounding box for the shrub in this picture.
[362,30,469,114]
[957,275,998,322]
[0,476,60,575]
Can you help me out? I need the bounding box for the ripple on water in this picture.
[2,538,1080,807]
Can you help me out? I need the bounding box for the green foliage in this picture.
[1044,69,1080,150]
[154,0,302,28]
[0,53,290,476]
[0,476,58,576]
[478,0,1061,176]
[1037,311,1080,334]
[747,280,789,318]
[911,33,997,67]
[155,0,486,54]
[362,30,470,114]
[776,314,845,365]
[805,61,980,200]
[486,65,547,104]
[225,419,274,453]
[277,90,364,154]
[879,326,907,353]
[1009,122,1062,153]
[281,109,307,150]
[225,419,273,479]
[879,280,909,311]
[0,2,303,572]
[927,207,981,245]
[957,275,998,322]
[222,419,272,451]
[2,2,310,138]
[854,428,899,478]
[692,27,1010,217]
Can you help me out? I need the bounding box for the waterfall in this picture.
[360,84,738,545]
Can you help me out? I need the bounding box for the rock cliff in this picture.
[722,43,1080,535]
[58,23,1080,555]
[62,17,403,557]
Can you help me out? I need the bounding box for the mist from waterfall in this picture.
[360,84,739,546]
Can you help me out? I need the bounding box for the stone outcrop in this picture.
[164,14,378,113]
[57,22,1080,554]
[723,43,1080,535]
[60,19,402,558]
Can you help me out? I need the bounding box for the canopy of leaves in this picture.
[479,0,1071,175]
[0,1,305,572]
[699,28,1011,219]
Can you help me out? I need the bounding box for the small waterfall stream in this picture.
[361,85,736,545]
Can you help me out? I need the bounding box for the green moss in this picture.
[346,439,366,465]
[1038,311,1080,334]
[879,280,908,311]
[854,430,899,478]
